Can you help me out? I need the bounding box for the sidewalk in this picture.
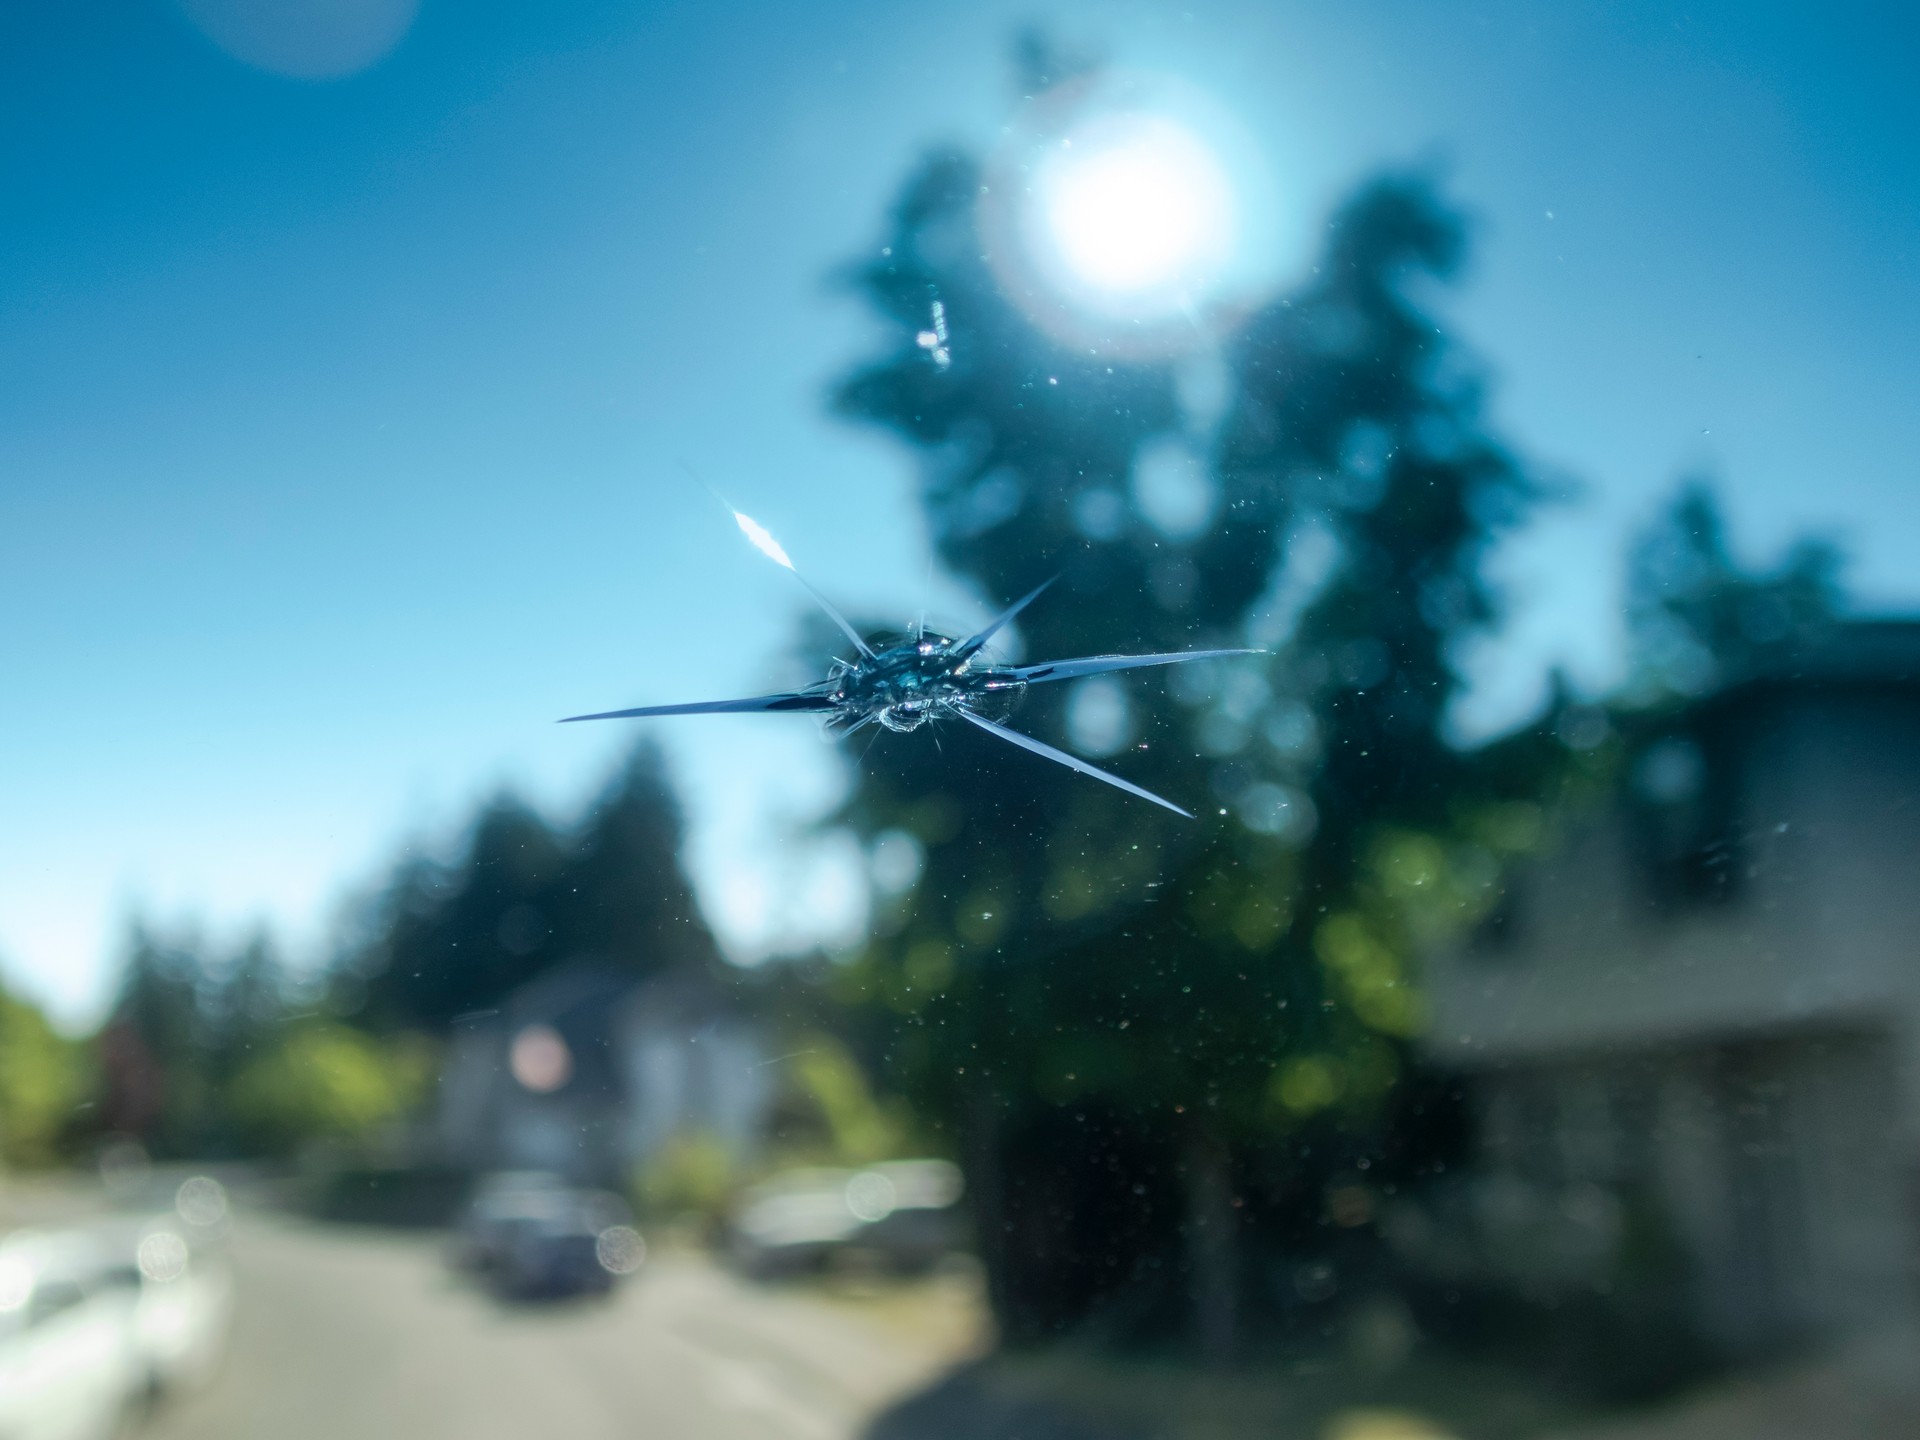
[1548,1323,1920,1440]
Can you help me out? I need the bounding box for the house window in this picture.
[1631,732,1743,906]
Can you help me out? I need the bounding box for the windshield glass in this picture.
[4,5,1917,1439]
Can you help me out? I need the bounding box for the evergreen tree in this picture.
[1626,479,1845,700]
[102,924,292,1154]
[102,923,212,1153]
[561,746,718,978]
[345,743,720,1031]
[203,929,289,1085]
[830,66,1542,1346]
[350,793,567,1030]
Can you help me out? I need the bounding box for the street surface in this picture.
[138,1214,987,1440]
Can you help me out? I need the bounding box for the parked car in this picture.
[449,1171,568,1275]
[0,1230,145,1440]
[726,1160,965,1277]
[451,1172,644,1300]
[98,1215,233,1401]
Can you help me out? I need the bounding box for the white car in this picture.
[88,1214,233,1402]
[130,1223,232,1399]
[0,1230,144,1440]
[726,1160,966,1277]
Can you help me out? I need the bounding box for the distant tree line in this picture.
[331,745,717,1031]
[52,744,727,1166]
[94,924,426,1160]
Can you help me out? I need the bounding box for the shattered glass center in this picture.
[823,634,1025,733]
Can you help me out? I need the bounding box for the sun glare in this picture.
[1034,114,1237,305]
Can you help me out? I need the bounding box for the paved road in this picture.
[139,1215,986,1440]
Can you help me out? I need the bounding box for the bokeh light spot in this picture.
[1066,677,1134,757]
[138,1230,191,1283]
[175,1175,230,1227]
[844,1170,898,1223]
[509,1023,573,1093]
[595,1225,647,1274]
[178,0,419,80]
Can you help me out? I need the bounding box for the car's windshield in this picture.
[4,5,1918,1440]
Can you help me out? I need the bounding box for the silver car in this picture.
[0,1230,144,1440]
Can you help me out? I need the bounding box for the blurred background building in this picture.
[436,959,770,1184]
[1423,619,1920,1359]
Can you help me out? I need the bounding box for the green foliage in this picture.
[786,1034,912,1165]
[340,744,719,1032]
[99,923,432,1161]
[1626,479,1845,700]
[229,1025,432,1156]
[100,924,293,1157]
[832,164,1538,1109]
[634,1131,738,1223]
[0,980,86,1167]
[94,741,723,1167]
[631,1034,913,1224]
[828,56,1549,1335]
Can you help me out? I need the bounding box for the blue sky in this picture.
[4,0,1917,1024]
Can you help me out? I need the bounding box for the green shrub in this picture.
[229,1024,430,1155]
[633,1130,738,1224]
[0,985,86,1167]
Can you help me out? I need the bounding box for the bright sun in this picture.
[1034,113,1237,305]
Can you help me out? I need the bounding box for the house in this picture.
[1419,622,1920,1358]
[435,959,770,1186]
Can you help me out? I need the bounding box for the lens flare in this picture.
[1037,116,1235,297]
[731,511,795,571]
[178,0,419,80]
[981,76,1265,353]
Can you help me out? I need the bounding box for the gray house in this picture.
[1419,622,1920,1356]
[436,960,770,1185]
